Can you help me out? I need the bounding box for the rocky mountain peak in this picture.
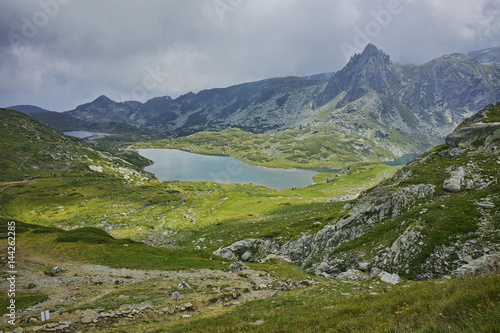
[355,43,390,67]
[314,44,395,108]
[76,95,114,110]
[92,95,113,107]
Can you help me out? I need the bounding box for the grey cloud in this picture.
[1,0,499,111]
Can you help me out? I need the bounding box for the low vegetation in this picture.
[1,106,499,332]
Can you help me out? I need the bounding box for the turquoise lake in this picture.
[138,148,318,190]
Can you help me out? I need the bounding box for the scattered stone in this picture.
[51,267,62,275]
[336,269,370,281]
[358,261,370,271]
[443,167,465,192]
[229,261,248,272]
[315,262,335,276]
[13,328,25,333]
[178,282,192,290]
[88,165,103,173]
[212,247,238,261]
[475,201,496,209]
[379,271,401,285]
[376,130,389,138]
[252,319,265,325]
[370,267,383,278]
[180,303,194,311]
[462,255,473,263]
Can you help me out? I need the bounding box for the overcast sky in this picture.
[1,0,499,111]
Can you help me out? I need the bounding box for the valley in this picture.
[1,44,500,332]
[1,102,500,332]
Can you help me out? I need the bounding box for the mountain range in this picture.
[7,44,500,160]
[1,45,500,332]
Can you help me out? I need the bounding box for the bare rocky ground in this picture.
[1,256,313,332]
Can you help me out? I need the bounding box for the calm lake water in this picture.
[64,131,115,138]
[138,148,318,190]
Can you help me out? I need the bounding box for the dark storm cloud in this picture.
[0,0,499,111]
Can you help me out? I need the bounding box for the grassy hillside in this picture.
[0,108,82,180]
[1,105,499,332]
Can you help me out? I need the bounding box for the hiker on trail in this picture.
[173,291,180,302]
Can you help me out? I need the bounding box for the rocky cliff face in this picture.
[314,45,500,149]
[214,103,500,280]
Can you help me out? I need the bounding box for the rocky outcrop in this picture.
[446,122,500,149]
[451,254,500,278]
[213,239,279,262]
[213,103,500,281]
[281,183,435,268]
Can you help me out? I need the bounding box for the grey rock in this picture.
[281,183,435,267]
[376,130,389,138]
[314,262,339,276]
[212,247,237,261]
[220,238,279,262]
[51,267,62,275]
[336,269,370,281]
[443,167,465,192]
[476,201,496,209]
[229,261,248,272]
[451,254,500,278]
[379,271,401,285]
[180,303,194,311]
[358,261,370,271]
[370,267,383,278]
[178,282,192,290]
[445,122,500,149]
[241,251,252,262]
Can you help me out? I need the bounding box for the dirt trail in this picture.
[1,257,310,332]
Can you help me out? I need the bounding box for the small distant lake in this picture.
[383,153,420,166]
[138,148,318,190]
[64,131,115,138]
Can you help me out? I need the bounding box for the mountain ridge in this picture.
[60,45,500,160]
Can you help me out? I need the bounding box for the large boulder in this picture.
[443,166,465,192]
[451,254,500,278]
